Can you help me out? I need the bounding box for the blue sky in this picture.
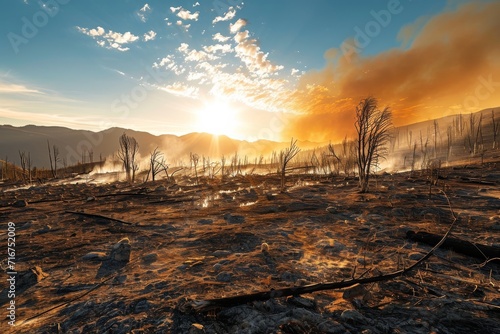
[1,0,499,142]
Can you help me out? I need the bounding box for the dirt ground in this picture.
[1,163,500,333]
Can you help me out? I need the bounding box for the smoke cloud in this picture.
[284,1,500,142]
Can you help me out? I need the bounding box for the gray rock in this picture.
[37,225,52,234]
[224,214,245,224]
[197,219,213,225]
[216,271,232,282]
[142,253,158,264]
[340,309,368,324]
[133,299,151,313]
[213,250,232,257]
[326,206,337,214]
[110,238,131,262]
[82,252,108,261]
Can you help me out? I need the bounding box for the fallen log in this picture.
[406,231,500,260]
[65,211,134,225]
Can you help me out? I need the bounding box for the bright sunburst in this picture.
[196,100,239,137]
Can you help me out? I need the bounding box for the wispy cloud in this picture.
[171,6,199,21]
[213,32,230,42]
[0,82,42,94]
[213,7,236,24]
[137,3,152,22]
[143,30,156,42]
[230,18,247,34]
[156,82,199,98]
[76,26,139,51]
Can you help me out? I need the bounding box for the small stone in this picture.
[340,309,367,324]
[155,185,166,192]
[213,263,222,272]
[343,284,368,300]
[213,250,231,257]
[110,238,131,262]
[133,299,151,313]
[198,219,213,225]
[142,253,158,264]
[326,206,337,214]
[37,225,52,234]
[12,199,28,207]
[86,196,96,202]
[82,252,108,261]
[224,214,245,224]
[113,275,127,284]
[216,271,232,282]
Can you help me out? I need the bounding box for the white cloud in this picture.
[77,26,139,52]
[137,3,152,22]
[157,82,199,98]
[203,44,233,54]
[175,20,191,32]
[178,43,189,53]
[193,2,200,7]
[291,68,300,76]
[212,7,236,24]
[230,18,247,34]
[213,32,230,42]
[171,6,199,21]
[143,30,156,42]
[233,30,284,76]
[185,49,218,62]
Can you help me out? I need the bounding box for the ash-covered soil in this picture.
[1,164,500,333]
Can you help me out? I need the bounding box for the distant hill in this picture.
[0,125,322,169]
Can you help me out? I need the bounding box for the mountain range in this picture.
[1,107,498,169]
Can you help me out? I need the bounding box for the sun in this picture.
[196,100,239,137]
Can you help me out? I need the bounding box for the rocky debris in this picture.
[197,219,213,225]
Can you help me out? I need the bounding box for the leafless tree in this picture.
[190,152,200,184]
[47,140,60,178]
[355,97,392,193]
[492,110,499,149]
[117,133,139,182]
[19,151,32,183]
[278,138,301,191]
[148,147,168,182]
